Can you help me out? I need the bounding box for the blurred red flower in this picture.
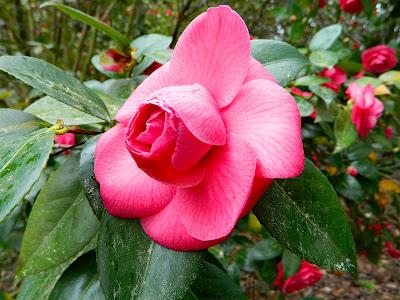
[274,260,324,294]
[362,45,398,74]
[318,66,347,93]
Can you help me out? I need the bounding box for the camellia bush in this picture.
[0,0,399,299]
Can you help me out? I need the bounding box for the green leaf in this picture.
[0,56,110,121]
[309,85,337,105]
[188,262,246,300]
[25,96,103,125]
[379,70,400,88]
[79,136,104,220]
[17,154,99,278]
[332,174,363,202]
[49,252,105,300]
[145,49,173,64]
[309,51,339,68]
[296,98,315,117]
[334,108,358,153]
[294,75,329,86]
[309,24,342,51]
[41,2,130,47]
[131,34,173,58]
[336,61,363,74]
[253,159,357,277]
[0,109,54,222]
[251,39,308,87]
[244,238,283,272]
[353,76,382,88]
[98,213,203,300]
[282,249,301,279]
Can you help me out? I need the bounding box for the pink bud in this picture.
[385,127,393,139]
[347,166,358,176]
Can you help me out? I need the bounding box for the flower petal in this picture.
[244,57,276,83]
[141,200,226,251]
[146,84,226,145]
[222,79,304,178]
[176,135,256,241]
[94,125,175,218]
[169,5,251,108]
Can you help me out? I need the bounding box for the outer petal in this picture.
[94,125,175,218]
[244,58,276,83]
[146,84,226,145]
[169,5,251,108]
[177,135,257,241]
[222,79,304,178]
[141,200,226,251]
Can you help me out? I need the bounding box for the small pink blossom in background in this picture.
[94,6,304,251]
[274,260,324,294]
[310,108,318,120]
[318,66,347,93]
[362,45,398,74]
[101,49,132,74]
[347,166,358,176]
[165,9,173,16]
[339,0,363,14]
[55,133,76,155]
[319,0,326,8]
[384,126,393,138]
[368,224,382,236]
[311,153,320,167]
[290,87,313,97]
[384,242,400,259]
[346,83,384,138]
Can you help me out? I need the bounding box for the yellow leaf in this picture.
[325,165,337,176]
[379,70,400,84]
[379,179,400,194]
[374,84,391,95]
[368,151,377,163]
[248,212,262,232]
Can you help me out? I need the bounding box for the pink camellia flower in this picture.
[384,126,393,138]
[55,133,76,155]
[361,45,398,74]
[94,6,304,251]
[290,87,313,97]
[318,66,347,93]
[347,166,358,176]
[274,260,324,294]
[339,0,363,14]
[346,83,384,138]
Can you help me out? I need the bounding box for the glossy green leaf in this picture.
[133,56,154,75]
[131,34,173,58]
[98,213,203,300]
[336,61,363,74]
[353,76,382,88]
[79,136,104,220]
[0,109,54,222]
[25,96,103,125]
[295,97,314,117]
[0,56,110,121]
[334,108,358,153]
[379,70,400,88]
[188,262,247,300]
[49,252,105,300]
[17,154,99,278]
[309,50,339,68]
[145,49,173,64]
[41,2,130,47]
[253,159,357,277]
[332,174,363,202]
[282,249,301,279]
[309,85,337,105]
[251,39,308,86]
[294,75,329,86]
[244,238,283,272]
[309,24,342,51]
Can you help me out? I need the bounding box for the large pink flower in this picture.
[347,83,383,138]
[361,45,398,74]
[94,6,304,251]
